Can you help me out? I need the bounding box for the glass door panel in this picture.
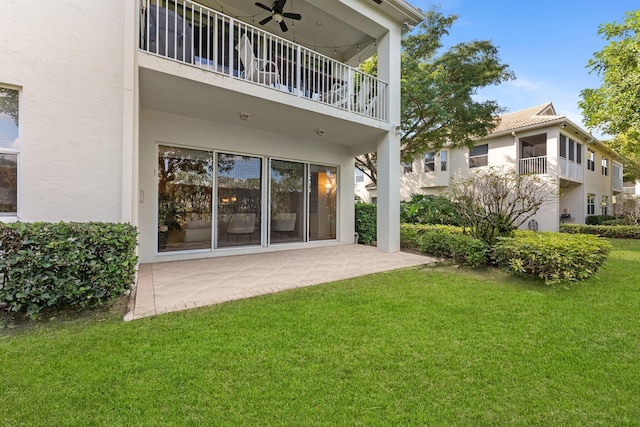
[157,145,213,252]
[216,153,262,248]
[270,159,305,243]
[309,164,337,241]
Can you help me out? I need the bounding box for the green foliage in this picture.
[356,7,514,184]
[493,232,611,284]
[400,223,463,248]
[400,194,461,225]
[355,203,376,244]
[0,222,138,318]
[400,224,488,267]
[585,214,616,225]
[579,10,640,136]
[560,223,640,239]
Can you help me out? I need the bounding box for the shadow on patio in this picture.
[125,244,436,320]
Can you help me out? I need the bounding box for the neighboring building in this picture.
[394,103,623,231]
[0,0,424,263]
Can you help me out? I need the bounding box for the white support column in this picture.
[375,28,401,253]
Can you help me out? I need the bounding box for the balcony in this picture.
[139,0,387,121]
[519,156,547,175]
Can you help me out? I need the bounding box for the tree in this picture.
[356,8,515,184]
[607,130,640,181]
[444,168,557,245]
[579,10,640,137]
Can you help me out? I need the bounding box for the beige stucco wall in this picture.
[138,108,356,262]
[0,0,127,222]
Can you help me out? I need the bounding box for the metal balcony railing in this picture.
[139,0,388,121]
[519,156,547,175]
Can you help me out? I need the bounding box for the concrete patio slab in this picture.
[125,244,436,320]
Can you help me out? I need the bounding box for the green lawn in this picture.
[1,239,639,426]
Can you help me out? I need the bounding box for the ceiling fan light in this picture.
[273,13,283,23]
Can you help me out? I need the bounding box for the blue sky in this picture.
[409,0,639,138]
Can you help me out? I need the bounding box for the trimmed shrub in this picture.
[400,224,463,249]
[560,224,640,239]
[493,231,611,284]
[355,203,376,244]
[0,222,138,318]
[414,226,488,268]
[585,215,616,225]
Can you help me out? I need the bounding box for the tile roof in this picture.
[490,102,565,135]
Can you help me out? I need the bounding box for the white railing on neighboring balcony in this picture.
[139,0,388,121]
[559,157,584,182]
[519,156,547,175]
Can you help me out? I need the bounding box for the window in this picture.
[587,149,595,171]
[576,143,582,164]
[469,144,488,168]
[270,159,305,243]
[602,156,608,176]
[158,146,213,252]
[0,86,19,216]
[587,193,595,215]
[355,169,364,183]
[402,161,413,174]
[559,135,567,158]
[440,150,448,171]
[424,152,435,172]
[601,195,609,215]
[309,164,337,241]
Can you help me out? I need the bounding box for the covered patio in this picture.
[126,244,435,320]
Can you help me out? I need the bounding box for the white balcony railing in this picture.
[139,0,388,121]
[519,156,547,175]
[558,157,584,182]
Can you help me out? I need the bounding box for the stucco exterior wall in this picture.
[0,0,126,222]
[138,108,356,262]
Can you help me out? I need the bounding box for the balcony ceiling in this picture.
[139,67,387,151]
[200,0,386,62]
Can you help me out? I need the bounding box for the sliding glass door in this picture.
[157,145,213,252]
[270,159,305,243]
[156,145,338,253]
[216,153,262,248]
[309,164,337,241]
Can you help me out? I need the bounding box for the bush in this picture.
[0,222,138,318]
[355,203,376,244]
[409,225,488,268]
[400,224,463,249]
[560,224,640,239]
[585,215,616,225]
[400,194,460,225]
[493,231,611,284]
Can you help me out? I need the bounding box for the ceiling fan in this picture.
[255,0,301,33]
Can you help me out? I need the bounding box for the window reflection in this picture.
[216,153,262,248]
[270,160,305,243]
[157,146,212,252]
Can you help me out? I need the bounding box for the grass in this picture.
[1,239,639,426]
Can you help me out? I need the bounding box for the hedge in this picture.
[560,224,640,239]
[400,224,487,268]
[585,215,616,225]
[0,222,138,318]
[400,224,463,249]
[493,231,611,284]
[355,202,377,244]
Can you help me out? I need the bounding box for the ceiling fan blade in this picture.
[259,15,273,25]
[255,2,272,12]
[279,20,288,32]
[282,12,301,20]
[276,0,287,10]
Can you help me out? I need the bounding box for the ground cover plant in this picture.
[1,239,639,426]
